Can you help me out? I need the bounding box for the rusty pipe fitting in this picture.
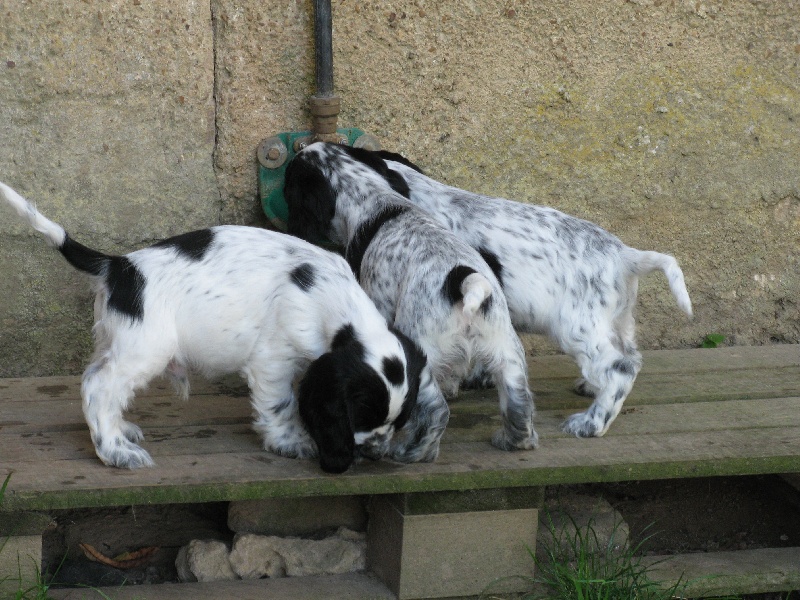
[309,95,346,143]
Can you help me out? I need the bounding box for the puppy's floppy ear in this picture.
[389,327,428,431]
[298,352,355,474]
[284,153,337,243]
[374,150,425,174]
[341,146,412,199]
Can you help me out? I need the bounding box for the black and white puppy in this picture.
[284,142,538,453]
[0,181,446,474]
[368,150,693,438]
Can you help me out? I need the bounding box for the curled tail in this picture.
[442,265,493,323]
[461,273,493,320]
[0,181,108,276]
[624,248,693,317]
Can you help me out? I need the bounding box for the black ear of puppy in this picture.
[298,352,355,474]
[284,153,337,243]
[384,169,411,199]
[339,146,411,199]
[374,150,425,174]
[389,327,428,431]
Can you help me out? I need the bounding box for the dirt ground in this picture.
[580,475,800,556]
[43,475,800,597]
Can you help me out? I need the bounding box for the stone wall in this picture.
[0,0,797,376]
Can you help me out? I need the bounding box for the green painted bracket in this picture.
[258,128,369,231]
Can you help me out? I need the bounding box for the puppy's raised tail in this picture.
[461,273,493,320]
[443,265,493,322]
[0,181,107,276]
[624,248,693,317]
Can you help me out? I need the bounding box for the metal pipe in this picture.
[313,0,334,98]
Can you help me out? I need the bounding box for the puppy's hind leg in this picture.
[82,358,157,469]
[488,334,538,451]
[561,337,641,438]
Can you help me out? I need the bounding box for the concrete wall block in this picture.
[368,496,538,599]
[228,496,368,537]
[0,0,220,377]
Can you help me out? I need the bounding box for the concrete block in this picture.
[0,535,42,595]
[228,496,367,537]
[367,491,540,599]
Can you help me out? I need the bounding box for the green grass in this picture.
[527,514,688,600]
[483,512,752,600]
[701,333,726,348]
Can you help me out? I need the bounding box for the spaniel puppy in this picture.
[284,142,538,453]
[367,150,693,438]
[0,181,447,474]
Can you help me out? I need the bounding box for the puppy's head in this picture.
[284,142,416,244]
[298,324,426,474]
[284,145,338,243]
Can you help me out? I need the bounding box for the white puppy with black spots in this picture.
[366,150,693,438]
[284,142,538,453]
[0,181,447,473]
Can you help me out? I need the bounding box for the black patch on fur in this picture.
[345,205,409,279]
[375,150,426,174]
[106,256,145,320]
[340,145,411,198]
[289,263,316,292]
[479,295,493,316]
[284,152,337,243]
[382,356,404,386]
[331,324,364,358]
[478,247,504,288]
[154,229,215,261]
[442,265,478,306]
[59,235,108,276]
[611,359,636,376]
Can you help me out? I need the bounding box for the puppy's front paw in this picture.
[491,427,538,451]
[573,377,598,398]
[561,412,605,438]
[389,441,440,464]
[268,440,318,460]
[96,438,155,469]
[120,420,145,443]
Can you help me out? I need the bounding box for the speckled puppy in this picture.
[371,150,693,437]
[284,142,538,453]
[0,180,445,474]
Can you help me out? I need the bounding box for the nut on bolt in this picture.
[257,137,288,169]
[293,137,312,153]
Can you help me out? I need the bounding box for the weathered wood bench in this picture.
[2,345,800,599]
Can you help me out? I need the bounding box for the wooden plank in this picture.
[0,394,253,434]
[2,345,795,403]
[4,423,800,511]
[0,373,249,403]
[1,345,798,511]
[2,362,798,434]
[645,547,800,597]
[2,396,798,462]
[47,572,396,600]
